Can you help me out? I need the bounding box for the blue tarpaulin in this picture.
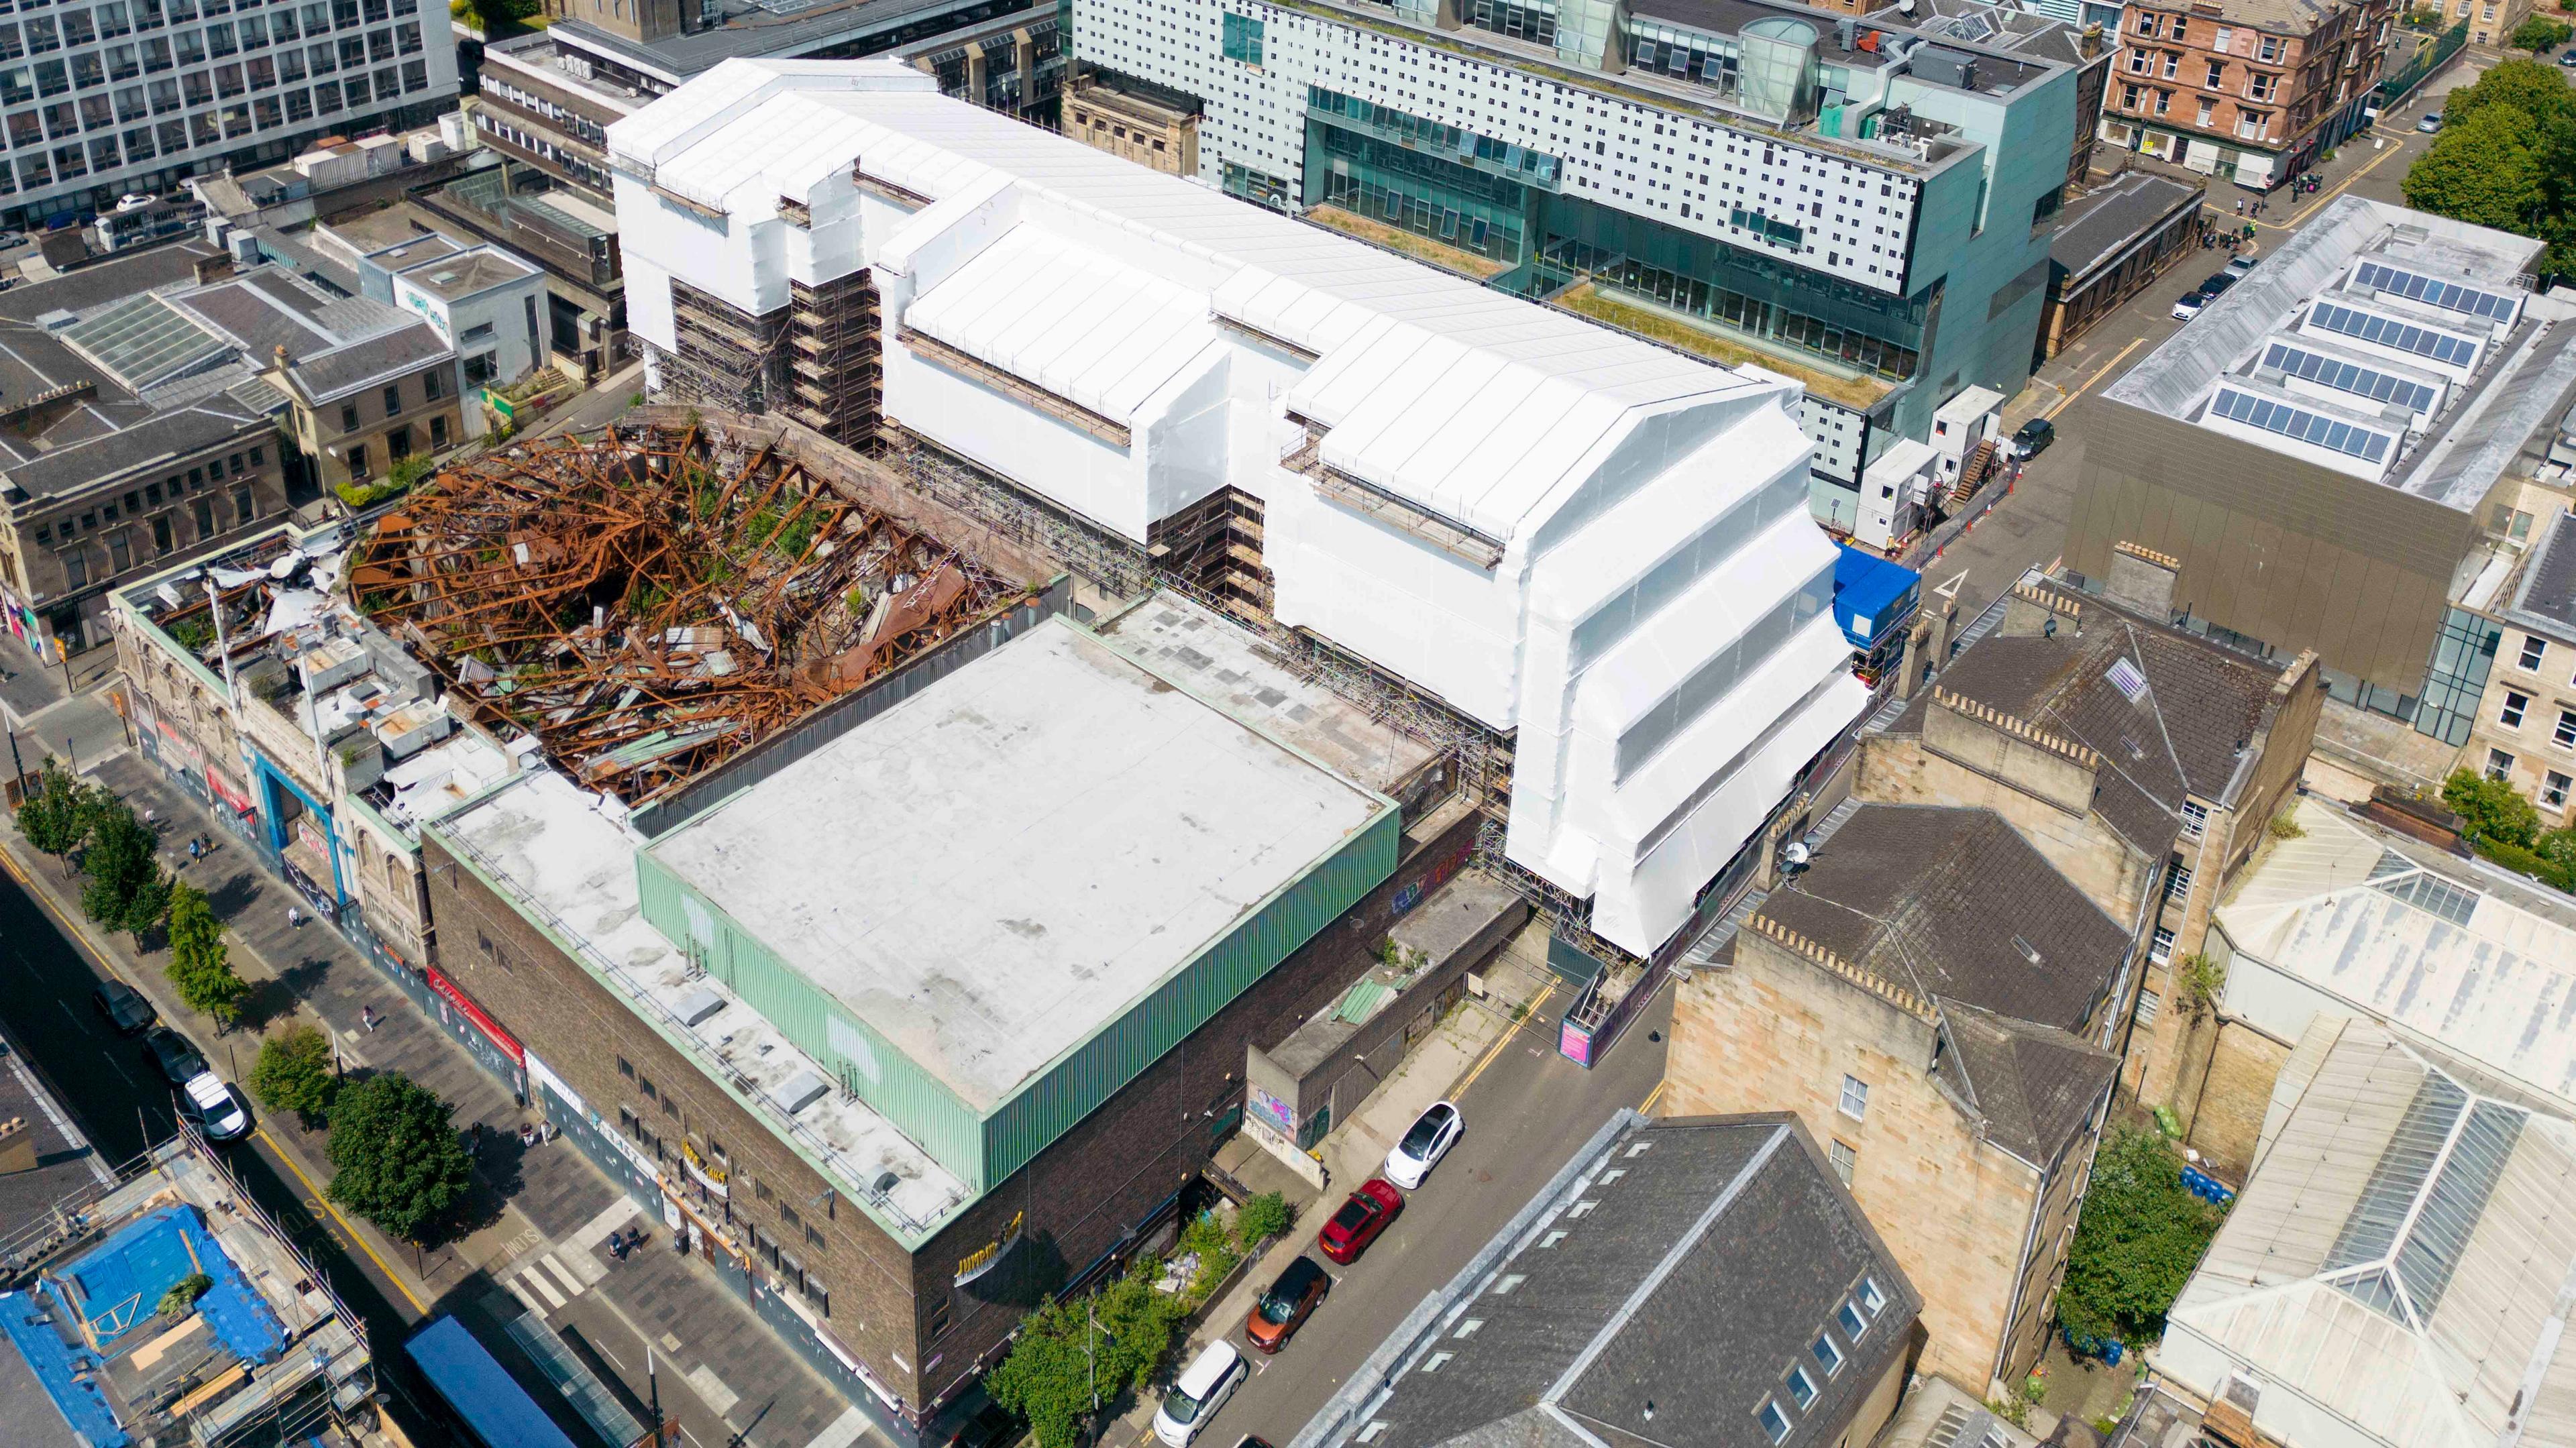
[54,1206,286,1363]
[1833,546,1921,651]
[0,1290,129,1447]
[406,1316,582,1448]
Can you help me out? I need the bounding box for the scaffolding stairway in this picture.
[1949,439,2000,505]
[1681,795,1867,966]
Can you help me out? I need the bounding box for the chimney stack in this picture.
[191,251,234,285]
[2105,541,2181,620]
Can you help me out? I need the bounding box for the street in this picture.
[1150,985,1677,1448]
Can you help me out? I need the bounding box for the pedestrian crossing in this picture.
[503,1243,606,1319]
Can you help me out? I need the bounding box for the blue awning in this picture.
[405,1317,581,1448]
[1833,545,1921,650]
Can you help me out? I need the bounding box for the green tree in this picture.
[2443,767,2542,848]
[2057,1128,2227,1345]
[2447,57,2576,125]
[13,763,99,865]
[252,1023,338,1125]
[165,882,250,1031]
[986,1261,1185,1448]
[156,1273,213,1317]
[1234,1191,1292,1249]
[325,1072,474,1241]
[2510,14,2573,49]
[78,797,171,939]
[2403,105,2548,233]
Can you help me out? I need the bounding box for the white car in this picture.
[1384,1101,1462,1190]
[1152,1341,1245,1447]
[2170,292,2208,323]
[115,192,156,212]
[180,1071,250,1141]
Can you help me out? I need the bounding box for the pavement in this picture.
[0,742,877,1448]
[1091,923,1676,1448]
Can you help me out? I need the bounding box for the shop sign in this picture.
[953,1211,1024,1287]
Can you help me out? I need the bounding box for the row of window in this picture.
[0,62,421,186]
[37,459,264,590]
[34,446,260,548]
[0,0,398,54]
[1754,1277,1890,1443]
[614,1055,838,1318]
[2495,690,2576,748]
[2485,748,2575,810]
[1,25,417,116]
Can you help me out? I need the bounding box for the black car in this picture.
[2198,272,2240,296]
[143,1026,209,1086]
[91,979,154,1034]
[2010,418,2055,459]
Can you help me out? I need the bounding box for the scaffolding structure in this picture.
[659,277,792,416]
[884,425,1156,598]
[786,271,883,447]
[347,419,1027,802]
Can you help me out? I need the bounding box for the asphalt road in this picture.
[1144,982,1678,1448]
[0,854,450,1440]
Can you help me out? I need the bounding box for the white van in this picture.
[1152,1341,1246,1447]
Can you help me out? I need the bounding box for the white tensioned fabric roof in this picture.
[904,224,1226,425]
[608,60,1782,542]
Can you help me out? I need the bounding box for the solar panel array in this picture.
[2311,301,2479,368]
[2261,342,2438,414]
[2353,260,2519,323]
[2210,386,2395,463]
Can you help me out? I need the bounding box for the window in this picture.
[926,1295,952,1340]
[429,414,447,449]
[2151,927,2175,964]
[190,496,213,539]
[382,382,401,417]
[108,531,130,571]
[1219,12,1262,65]
[423,366,442,400]
[1836,1300,1868,1339]
[2138,988,2162,1025]
[1838,1075,1868,1120]
[2489,747,2517,780]
[64,549,87,588]
[1858,1278,1886,1317]
[1828,1139,1855,1185]
[151,514,171,553]
[2166,859,2193,902]
[2180,800,2208,838]
[1811,1333,1843,1376]
[2548,772,2571,809]
[1785,1366,1817,1410]
[2504,690,2531,727]
[231,484,252,523]
[2204,58,2224,87]
[339,402,358,431]
[1757,1400,1791,1445]
[639,1075,656,1101]
[347,443,368,480]
[617,1056,634,1078]
[248,445,262,467]
[2557,710,2576,749]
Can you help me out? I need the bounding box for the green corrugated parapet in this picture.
[634,850,992,1186]
[979,806,1400,1187]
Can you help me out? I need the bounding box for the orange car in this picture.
[1243,1256,1330,1353]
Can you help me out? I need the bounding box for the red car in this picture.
[1316,1178,1405,1264]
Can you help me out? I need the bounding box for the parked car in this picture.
[178,1072,250,1142]
[2197,272,2239,297]
[1244,1256,1331,1353]
[2008,418,2055,461]
[2170,291,2208,322]
[1317,1178,1405,1264]
[2225,253,2258,278]
[115,192,154,212]
[2417,112,2444,133]
[91,979,154,1034]
[2562,48,2576,66]
[1153,1341,1246,1447]
[1384,1101,1462,1190]
[143,1026,209,1086]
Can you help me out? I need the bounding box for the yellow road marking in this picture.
[3,836,427,1317]
[2273,133,2414,230]
[259,1125,429,1315]
[2043,335,2147,422]
[1639,1080,1668,1115]
[1457,980,1555,1099]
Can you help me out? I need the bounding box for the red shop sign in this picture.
[425,964,526,1067]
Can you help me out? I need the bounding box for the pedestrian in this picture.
[143,807,156,826]
[2235,197,2245,215]
[360,1005,377,1032]
[287,904,303,929]
[187,838,202,864]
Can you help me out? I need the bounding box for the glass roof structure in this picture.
[60,292,229,392]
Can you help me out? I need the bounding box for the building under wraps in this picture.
[608,58,1869,961]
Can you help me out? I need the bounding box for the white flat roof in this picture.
[645,618,1386,1112]
[441,769,974,1235]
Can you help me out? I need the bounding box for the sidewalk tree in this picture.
[2406,59,2576,279]
[2056,1127,2227,1345]
[14,763,100,865]
[987,1260,1185,1448]
[165,882,251,1031]
[251,1024,338,1125]
[79,798,171,940]
[2510,13,2573,49]
[326,1070,474,1241]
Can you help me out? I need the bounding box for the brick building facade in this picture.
[2099,0,2393,190]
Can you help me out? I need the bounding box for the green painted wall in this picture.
[633,804,1400,1192]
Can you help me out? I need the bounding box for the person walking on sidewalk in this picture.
[287,905,303,930]
[360,1005,378,1032]
[186,838,202,865]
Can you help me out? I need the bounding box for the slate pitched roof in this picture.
[1934,1002,2121,1164]
[1312,1114,1919,1448]
[1752,803,2133,1034]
